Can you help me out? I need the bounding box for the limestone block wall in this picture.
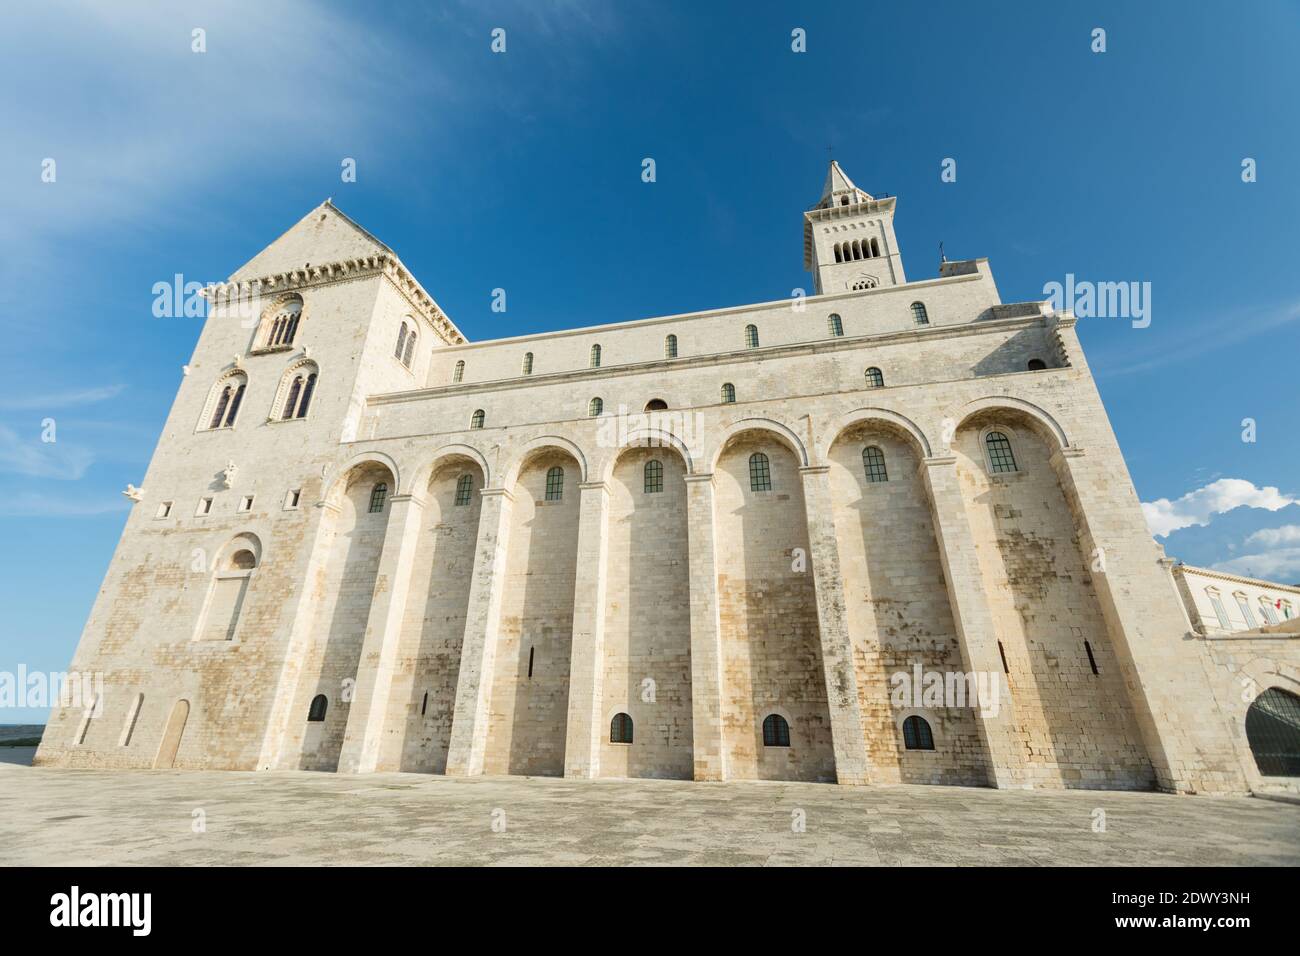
[597,446,694,779]
[384,460,484,772]
[953,414,1153,790]
[714,433,836,782]
[827,424,988,786]
[482,450,582,776]
[280,462,392,771]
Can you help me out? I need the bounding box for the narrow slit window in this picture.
[665,334,678,358]
[453,360,465,383]
[590,343,601,368]
[1084,640,1099,675]
[522,352,533,375]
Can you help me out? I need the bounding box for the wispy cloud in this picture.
[0,490,130,518]
[0,384,125,411]
[1141,478,1296,538]
[0,425,96,480]
[1095,298,1300,379]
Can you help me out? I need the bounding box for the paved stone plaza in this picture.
[2,753,1297,866]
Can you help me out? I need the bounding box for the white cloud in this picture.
[1212,548,1300,585]
[1141,478,1297,538]
[1245,525,1300,548]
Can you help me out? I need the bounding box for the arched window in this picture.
[589,397,603,417]
[454,474,473,506]
[862,446,888,483]
[368,482,387,514]
[260,295,304,349]
[852,278,877,291]
[665,334,678,358]
[721,382,736,404]
[985,431,1017,473]
[1245,687,1300,776]
[402,328,417,368]
[522,352,533,375]
[748,452,772,492]
[911,302,930,326]
[545,466,564,501]
[204,372,247,430]
[296,372,316,418]
[645,399,667,411]
[610,712,634,744]
[308,694,328,722]
[590,344,602,368]
[864,367,884,388]
[644,459,663,493]
[210,385,232,429]
[470,409,485,429]
[762,714,790,747]
[744,324,759,349]
[834,244,843,263]
[278,362,318,420]
[1027,358,1046,371]
[395,322,408,360]
[903,715,935,750]
[870,238,880,257]
[852,239,862,260]
[828,314,843,337]
[453,360,465,383]
[120,693,144,747]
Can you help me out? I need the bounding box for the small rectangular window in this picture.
[238,495,254,513]
[196,497,213,516]
[284,489,301,510]
[155,501,173,519]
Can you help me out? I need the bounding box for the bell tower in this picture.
[803,161,906,295]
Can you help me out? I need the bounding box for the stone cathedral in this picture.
[37,162,1298,795]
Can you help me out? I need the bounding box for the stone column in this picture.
[798,465,871,786]
[564,481,612,778]
[445,487,514,777]
[1051,447,1245,793]
[684,473,726,781]
[921,456,1030,789]
[338,492,426,774]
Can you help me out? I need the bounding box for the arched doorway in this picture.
[1246,687,1300,777]
[154,699,190,769]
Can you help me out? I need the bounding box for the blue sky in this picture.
[2,1,1297,722]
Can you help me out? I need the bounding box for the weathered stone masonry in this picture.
[37,161,1294,795]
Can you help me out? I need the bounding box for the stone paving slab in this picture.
[1,760,1296,866]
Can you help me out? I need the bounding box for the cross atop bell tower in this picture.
[803,161,906,295]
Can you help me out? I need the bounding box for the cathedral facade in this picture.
[37,162,1294,794]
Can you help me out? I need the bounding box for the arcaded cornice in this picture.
[202,253,466,346]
